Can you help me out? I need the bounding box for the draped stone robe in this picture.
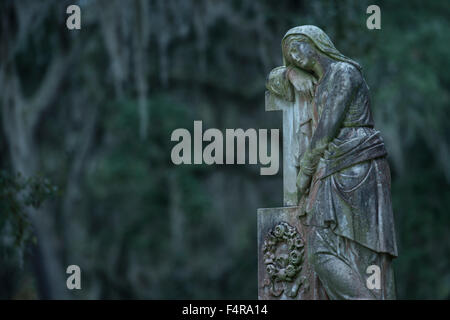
[300,61,398,299]
[302,62,398,257]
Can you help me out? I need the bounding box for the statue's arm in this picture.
[297,64,360,192]
[286,66,317,100]
[310,66,359,151]
[266,66,316,102]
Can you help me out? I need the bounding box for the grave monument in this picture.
[258,25,398,300]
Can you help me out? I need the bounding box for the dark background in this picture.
[0,0,449,299]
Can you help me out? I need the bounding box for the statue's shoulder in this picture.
[330,62,363,88]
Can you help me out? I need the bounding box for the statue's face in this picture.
[284,37,317,71]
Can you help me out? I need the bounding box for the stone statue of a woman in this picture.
[281,25,398,299]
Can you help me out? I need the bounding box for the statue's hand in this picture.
[287,66,316,99]
[297,170,311,196]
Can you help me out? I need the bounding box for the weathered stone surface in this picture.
[258,25,398,300]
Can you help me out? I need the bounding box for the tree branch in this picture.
[27,54,68,130]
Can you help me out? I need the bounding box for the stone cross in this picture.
[265,89,308,206]
[257,80,327,300]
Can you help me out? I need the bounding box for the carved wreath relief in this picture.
[262,222,306,298]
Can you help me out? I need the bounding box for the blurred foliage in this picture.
[0,0,449,299]
[0,170,57,299]
[81,96,212,298]
[0,171,57,249]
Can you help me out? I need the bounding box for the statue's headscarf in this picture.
[282,25,362,71]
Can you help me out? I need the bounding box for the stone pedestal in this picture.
[257,207,327,300]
